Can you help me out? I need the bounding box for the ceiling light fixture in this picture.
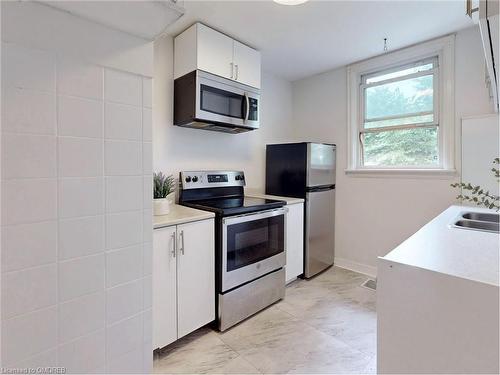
[273,0,309,5]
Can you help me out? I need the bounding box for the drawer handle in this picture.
[179,230,185,255]
[171,232,176,258]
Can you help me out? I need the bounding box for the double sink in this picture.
[453,211,500,233]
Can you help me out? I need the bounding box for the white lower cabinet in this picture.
[285,202,304,283]
[153,219,215,350]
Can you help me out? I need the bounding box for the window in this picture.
[347,35,456,176]
[361,57,438,167]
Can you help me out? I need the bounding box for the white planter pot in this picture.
[154,198,170,216]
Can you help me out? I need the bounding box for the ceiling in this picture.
[40,0,184,40]
[167,0,475,81]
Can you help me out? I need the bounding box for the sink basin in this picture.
[462,212,500,223]
[453,219,500,233]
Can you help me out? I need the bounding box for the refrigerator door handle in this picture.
[306,185,335,193]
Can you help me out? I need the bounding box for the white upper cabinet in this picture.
[197,24,234,81]
[233,40,261,89]
[174,23,261,89]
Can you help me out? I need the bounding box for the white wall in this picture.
[153,35,294,192]
[1,2,153,373]
[292,26,494,275]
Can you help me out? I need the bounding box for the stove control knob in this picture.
[235,175,241,181]
[240,175,245,180]
[185,176,191,183]
[192,176,199,183]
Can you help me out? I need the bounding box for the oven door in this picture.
[221,208,287,292]
[196,71,260,130]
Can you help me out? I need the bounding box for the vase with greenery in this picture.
[450,158,499,211]
[153,172,175,216]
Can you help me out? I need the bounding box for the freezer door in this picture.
[304,187,335,278]
[307,143,336,187]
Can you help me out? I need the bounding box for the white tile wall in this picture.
[58,291,105,343]
[143,242,153,276]
[106,279,143,324]
[143,142,153,175]
[58,137,103,177]
[143,275,153,309]
[1,43,153,372]
[2,43,55,92]
[1,306,58,366]
[58,216,104,261]
[58,177,104,218]
[105,102,142,141]
[56,57,103,100]
[1,179,57,225]
[2,264,57,319]
[18,348,58,369]
[106,244,143,288]
[2,87,56,135]
[143,209,153,243]
[2,221,57,272]
[57,96,103,138]
[105,69,142,106]
[105,140,142,176]
[142,107,153,142]
[106,314,142,359]
[142,78,153,108]
[105,211,143,250]
[2,133,57,179]
[105,176,143,213]
[106,345,144,374]
[58,329,106,373]
[143,176,153,209]
[58,254,105,302]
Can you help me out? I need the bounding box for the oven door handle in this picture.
[222,207,288,226]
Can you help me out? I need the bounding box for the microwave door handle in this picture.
[243,93,250,122]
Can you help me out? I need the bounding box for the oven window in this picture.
[200,85,244,119]
[226,215,284,272]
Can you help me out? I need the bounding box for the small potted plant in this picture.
[153,172,175,216]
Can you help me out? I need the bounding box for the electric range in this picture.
[179,170,287,331]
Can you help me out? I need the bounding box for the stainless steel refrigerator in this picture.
[266,142,336,278]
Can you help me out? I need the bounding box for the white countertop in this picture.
[381,205,499,286]
[153,204,214,229]
[245,189,305,205]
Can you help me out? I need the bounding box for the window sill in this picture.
[345,168,457,179]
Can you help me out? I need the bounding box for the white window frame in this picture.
[346,35,456,177]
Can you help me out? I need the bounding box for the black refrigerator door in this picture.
[265,143,308,198]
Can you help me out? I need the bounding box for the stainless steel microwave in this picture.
[174,70,260,134]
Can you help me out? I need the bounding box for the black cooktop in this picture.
[181,196,286,216]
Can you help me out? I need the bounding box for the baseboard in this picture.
[334,257,377,278]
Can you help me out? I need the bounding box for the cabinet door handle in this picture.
[171,232,176,258]
[235,64,239,80]
[179,230,185,255]
[230,62,234,79]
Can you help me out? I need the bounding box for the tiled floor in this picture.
[153,267,377,374]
